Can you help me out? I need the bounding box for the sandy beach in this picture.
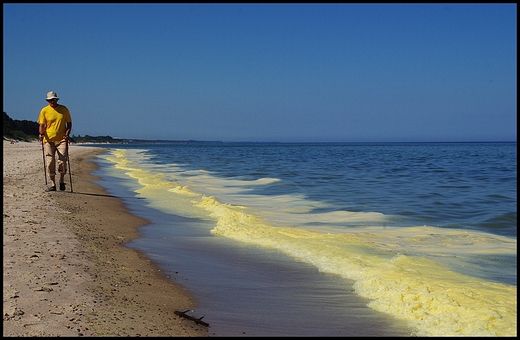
[3,140,207,336]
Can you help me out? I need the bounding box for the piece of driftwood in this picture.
[174,310,209,327]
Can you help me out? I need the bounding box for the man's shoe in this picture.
[47,186,56,192]
[59,182,66,191]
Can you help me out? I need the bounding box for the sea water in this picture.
[87,142,516,336]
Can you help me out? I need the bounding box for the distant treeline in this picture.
[3,112,117,143]
[3,112,39,141]
[3,112,222,144]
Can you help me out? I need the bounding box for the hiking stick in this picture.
[41,139,47,185]
[66,140,73,192]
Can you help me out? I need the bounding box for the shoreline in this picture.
[3,140,207,336]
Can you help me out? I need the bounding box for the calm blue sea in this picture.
[85,142,516,336]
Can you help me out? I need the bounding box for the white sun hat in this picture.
[46,91,59,100]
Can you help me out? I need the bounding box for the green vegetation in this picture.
[70,135,118,143]
[3,112,39,142]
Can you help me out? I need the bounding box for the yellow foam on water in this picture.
[101,149,209,218]
[201,197,516,336]
[102,149,517,336]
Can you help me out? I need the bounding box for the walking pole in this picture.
[66,140,73,192]
[41,139,47,185]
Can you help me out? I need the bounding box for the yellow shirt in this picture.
[38,104,72,142]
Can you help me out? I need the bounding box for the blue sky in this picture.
[3,3,517,142]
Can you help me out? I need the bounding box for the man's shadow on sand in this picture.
[67,191,144,199]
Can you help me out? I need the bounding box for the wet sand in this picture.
[3,140,207,336]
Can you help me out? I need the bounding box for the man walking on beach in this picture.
[38,91,72,191]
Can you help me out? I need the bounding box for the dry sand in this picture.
[3,140,208,336]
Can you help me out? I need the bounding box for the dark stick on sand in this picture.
[174,310,209,327]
